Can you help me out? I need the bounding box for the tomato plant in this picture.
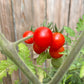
[23,31,34,44]
[33,27,52,48]
[33,43,46,54]
[50,33,65,50]
[1,16,84,84]
[49,46,64,58]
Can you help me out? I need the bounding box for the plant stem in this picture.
[0,33,41,84]
[14,35,33,46]
[48,30,84,84]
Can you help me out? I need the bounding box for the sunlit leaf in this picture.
[18,43,36,74]
[64,35,71,45]
[64,27,75,37]
[76,16,84,32]
[37,52,48,65]
[80,65,84,78]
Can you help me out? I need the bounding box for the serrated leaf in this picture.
[0,70,7,79]
[18,43,36,74]
[37,67,47,82]
[8,65,18,75]
[80,65,84,78]
[64,27,75,37]
[36,52,48,65]
[76,16,84,32]
[64,35,71,45]
[18,43,31,65]
[18,43,30,58]
[0,59,18,80]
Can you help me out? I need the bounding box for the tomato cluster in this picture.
[23,26,65,59]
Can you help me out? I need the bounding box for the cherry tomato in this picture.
[50,33,65,50]
[33,27,52,48]
[33,43,46,54]
[23,31,34,44]
[49,46,64,58]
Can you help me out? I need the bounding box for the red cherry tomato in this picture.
[33,43,46,54]
[49,46,64,58]
[50,33,65,50]
[33,27,52,48]
[23,31,34,44]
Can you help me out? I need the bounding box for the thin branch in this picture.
[0,33,41,84]
[48,30,84,84]
[14,35,33,46]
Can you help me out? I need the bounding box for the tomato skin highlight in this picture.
[50,33,65,50]
[33,43,46,54]
[33,27,53,48]
[49,46,64,58]
[23,31,34,44]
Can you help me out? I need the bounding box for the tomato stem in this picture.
[47,22,53,28]
[0,32,41,84]
[48,30,84,84]
[14,35,33,46]
[54,24,58,32]
[59,27,64,33]
[30,25,33,31]
[43,20,47,27]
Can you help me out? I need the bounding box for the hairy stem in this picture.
[14,35,33,46]
[0,33,41,84]
[48,31,84,84]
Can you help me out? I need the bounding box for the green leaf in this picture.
[59,27,64,33]
[8,65,18,75]
[80,65,84,78]
[14,80,20,84]
[47,52,51,59]
[59,51,67,55]
[51,57,63,69]
[36,52,48,65]
[0,59,18,80]
[47,22,53,28]
[66,74,73,80]
[76,16,84,32]
[64,35,71,45]
[18,43,30,58]
[64,27,75,37]
[37,67,47,82]
[18,43,36,74]
[80,47,84,54]
[54,24,58,32]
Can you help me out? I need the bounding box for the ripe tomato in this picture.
[33,43,46,54]
[33,27,52,48]
[50,33,65,50]
[23,31,34,44]
[49,46,64,58]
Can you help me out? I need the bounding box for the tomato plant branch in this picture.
[49,30,84,84]
[14,35,33,46]
[0,32,41,84]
